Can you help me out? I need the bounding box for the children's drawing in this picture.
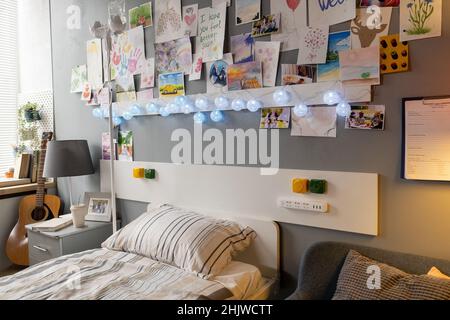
[231,33,255,64]
[70,65,87,93]
[129,2,153,29]
[115,75,135,93]
[400,0,442,42]
[255,41,281,87]
[291,107,337,138]
[81,83,92,101]
[235,0,261,26]
[182,4,198,37]
[271,0,307,52]
[317,31,351,82]
[196,4,227,63]
[110,26,146,80]
[117,91,137,102]
[297,25,329,65]
[159,72,185,99]
[339,46,380,86]
[206,53,233,94]
[87,39,103,89]
[189,54,203,81]
[140,58,155,89]
[155,37,192,75]
[309,0,356,27]
[351,7,392,48]
[137,89,154,101]
[154,0,183,43]
[227,61,263,91]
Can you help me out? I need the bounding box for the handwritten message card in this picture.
[196,3,227,63]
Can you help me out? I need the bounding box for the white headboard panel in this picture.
[101,161,379,236]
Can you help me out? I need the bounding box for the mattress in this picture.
[0,249,266,300]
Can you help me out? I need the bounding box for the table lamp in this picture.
[43,140,95,209]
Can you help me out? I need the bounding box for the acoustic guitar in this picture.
[6,132,61,266]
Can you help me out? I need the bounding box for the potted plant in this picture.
[20,102,41,122]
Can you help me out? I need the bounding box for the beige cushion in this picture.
[102,205,256,279]
[332,250,450,300]
[428,267,450,280]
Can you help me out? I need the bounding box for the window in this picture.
[0,1,18,175]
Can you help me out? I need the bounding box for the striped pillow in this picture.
[102,205,256,279]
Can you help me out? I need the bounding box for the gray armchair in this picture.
[287,242,450,300]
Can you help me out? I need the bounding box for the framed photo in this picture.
[84,192,112,222]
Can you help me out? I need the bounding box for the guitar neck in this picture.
[36,149,47,208]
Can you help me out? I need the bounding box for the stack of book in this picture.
[12,151,41,183]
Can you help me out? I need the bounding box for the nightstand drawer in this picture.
[28,232,61,265]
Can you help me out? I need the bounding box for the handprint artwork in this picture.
[110,26,146,80]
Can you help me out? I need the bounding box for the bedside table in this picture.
[26,220,116,265]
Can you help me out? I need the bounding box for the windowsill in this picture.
[0,180,56,198]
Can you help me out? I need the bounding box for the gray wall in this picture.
[50,0,450,295]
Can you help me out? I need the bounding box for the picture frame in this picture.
[84,192,112,222]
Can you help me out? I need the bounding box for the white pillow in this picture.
[102,205,256,279]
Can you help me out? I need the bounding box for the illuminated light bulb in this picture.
[247,99,263,112]
[336,102,352,117]
[273,89,292,105]
[181,102,195,114]
[195,96,210,110]
[92,108,103,119]
[122,112,134,121]
[214,96,230,109]
[175,96,189,106]
[130,104,142,115]
[193,112,206,124]
[293,103,309,118]
[323,90,343,105]
[231,99,246,111]
[145,102,160,114]
[160,107,171,117]
[210,110,224,122]
[167,102,180,114]
[112,117,123,126]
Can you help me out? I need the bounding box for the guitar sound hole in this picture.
[32,207,47,221]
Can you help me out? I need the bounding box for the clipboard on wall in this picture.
[402,96,450,182]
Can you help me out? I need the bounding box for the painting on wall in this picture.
[297,25,329,65]
[159,72,185,99]
[182,4,198,37]
[227,61,263,91]
[251,13,280,38]
[140,58,155,89]
[400,0,442,42]
[309,0,356,27]
[291,107,337,138]
[339,46,380,85]
[154,0,183,43]
[117,91,137,102]
[196,3,227,63]
[86,39,103,89]
[230,33,255,64]
[129,2,153,29]
[351,7,392,48]
[98,87,110,105]
[70,65,87,93]
[110,26,146,80]
[155,36,192,75]
[137,89,154,101]
[255,41,280,87]
[345,105,385,130]
[189,54,203,81]
[281,64,317,85]
[115,75,135,93]
[81,83,92,101]
[271,0,307,52]
[317,30,351,82]
[235,0,261,26]
[260,108,291,129]
[118,131,134,162]
[206,53,234,94]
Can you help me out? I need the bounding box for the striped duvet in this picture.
[0,249,233,300]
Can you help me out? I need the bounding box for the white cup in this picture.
[71,204,87,228]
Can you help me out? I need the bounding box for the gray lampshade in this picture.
[43,140,95,178]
